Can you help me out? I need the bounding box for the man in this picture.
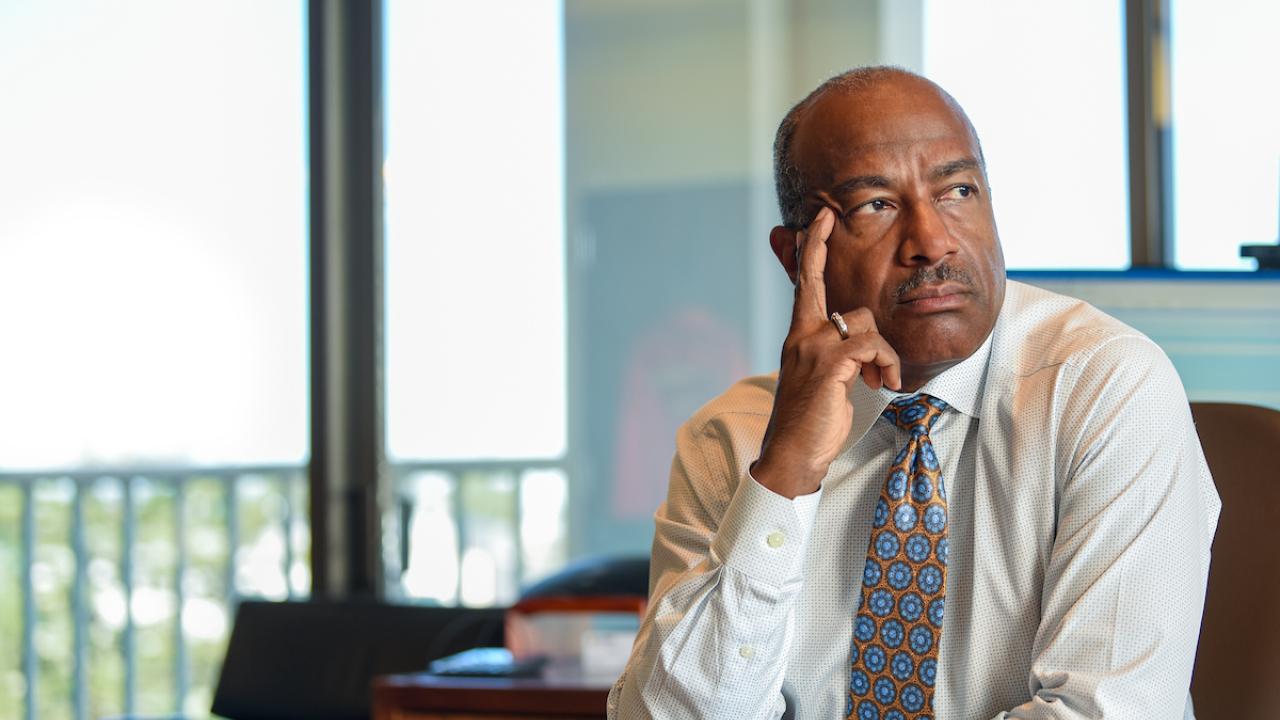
[608,67,1220,719]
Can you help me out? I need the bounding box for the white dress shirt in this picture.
[608,280,1221,720]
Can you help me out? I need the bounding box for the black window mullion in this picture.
[1126,0,1173,267]
[308,0,386,599]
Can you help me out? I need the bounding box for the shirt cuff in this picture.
[709,469,823,587]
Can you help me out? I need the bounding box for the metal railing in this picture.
[1,465,308,720]
[3,460,566,719]
[385,460,570,608]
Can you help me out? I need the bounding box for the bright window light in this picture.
[924,0,1129,269]
[1170,0,1280,270]
[384,0,567,461]
[0,1,308,470]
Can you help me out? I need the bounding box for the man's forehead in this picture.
[792,83,979,180]
[820,133,975,167]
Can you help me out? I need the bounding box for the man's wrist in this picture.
[711,466,824,588]
[751,453,824,499]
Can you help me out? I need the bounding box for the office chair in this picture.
[103,600,505,720]
[519,555,649,601]
[1189,402,1280,719]
[210,559,648,719]
[209,600,505,720]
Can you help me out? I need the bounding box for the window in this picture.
[0,2,308,717]
[0,1,308,471]
[1169,0,1280,269]
[383,0,568,606]
[383,0,566,463]
[923,0,1130,269]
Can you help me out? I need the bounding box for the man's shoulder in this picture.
[683,373,778,437]
[671,375,777,477]
[993,280,1165,377]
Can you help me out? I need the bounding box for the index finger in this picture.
[790,206,836,331]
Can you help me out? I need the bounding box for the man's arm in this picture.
[753,207,902,501]
[607,411,822,720]
[610,207,901,718]
[995,335,1221,719]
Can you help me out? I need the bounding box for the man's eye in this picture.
[852,198,891,215]
[940,185,974,202]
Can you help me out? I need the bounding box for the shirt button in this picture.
[739,645,754,659]
[766,531,785,549]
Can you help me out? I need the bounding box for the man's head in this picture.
[769,67,1006,390]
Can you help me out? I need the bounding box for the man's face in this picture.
[784,79,1006,383]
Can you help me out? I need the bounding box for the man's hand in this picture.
[752,207,902,498]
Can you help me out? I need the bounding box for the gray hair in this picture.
[772,66,983,229]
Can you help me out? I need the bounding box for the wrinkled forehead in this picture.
[791,81,982,186]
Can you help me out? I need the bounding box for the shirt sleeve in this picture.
[994,335,1221,719]
[608,411,823,720]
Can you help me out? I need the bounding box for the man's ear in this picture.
[769,225,800,285]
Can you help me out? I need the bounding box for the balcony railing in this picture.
[1,465,308,720]
[2,459,569,720]
[385,460,570,608]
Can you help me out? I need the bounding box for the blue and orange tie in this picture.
[847,394,949,720]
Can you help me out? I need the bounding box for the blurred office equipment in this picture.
[373,555,648,719]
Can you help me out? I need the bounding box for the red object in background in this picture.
[612,307,748,519]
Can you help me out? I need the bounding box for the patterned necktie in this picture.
[847,394,949,720]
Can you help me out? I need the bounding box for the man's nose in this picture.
[898,200,959,266]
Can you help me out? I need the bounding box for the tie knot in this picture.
[881,394,948,434]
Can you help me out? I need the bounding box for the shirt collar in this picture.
[846,328,994,445]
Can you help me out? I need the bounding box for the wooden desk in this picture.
[372,670,613,720]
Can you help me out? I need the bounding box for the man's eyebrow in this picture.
[830,175,891,195]
[931,157,982,180]
[829,159,981,195]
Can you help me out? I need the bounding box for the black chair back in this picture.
[211,600,504,720]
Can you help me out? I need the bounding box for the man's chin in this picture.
[890,324,986,376]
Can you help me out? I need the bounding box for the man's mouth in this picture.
[897,282,971,312]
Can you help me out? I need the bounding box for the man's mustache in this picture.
[895,263,977,299]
